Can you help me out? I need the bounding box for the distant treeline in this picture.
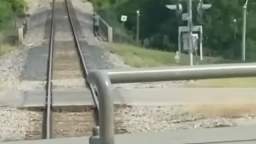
[92,0,256,60]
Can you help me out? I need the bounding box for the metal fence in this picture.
[98,15,135,44]
[99,16,113,42]
[88,63,256,144]
[98,16,133,43]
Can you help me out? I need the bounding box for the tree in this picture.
[0,1,12,29]
[97,0,256,59]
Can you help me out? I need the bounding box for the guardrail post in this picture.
[89,71,114,144]
[108,27,113,42]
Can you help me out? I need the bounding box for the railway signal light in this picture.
[166,0,183,17]
[197,0,212,22]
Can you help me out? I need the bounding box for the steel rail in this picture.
[44,0,55,139]
[64,0,99,115]
[43,0,100,139]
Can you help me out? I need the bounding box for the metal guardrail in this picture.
[99,16,113,42]
[88,63,256,144]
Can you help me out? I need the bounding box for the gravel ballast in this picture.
[1,0,256,142]
[0,107,41,141]
[114,105,256,134]
[1,105,255,141]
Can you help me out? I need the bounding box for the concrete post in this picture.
[136,10,140,45]
[18,26,24,43]
[242,0,248,62]
[200,27,203,61]
[188,0,194,66]
[108,27,113,43]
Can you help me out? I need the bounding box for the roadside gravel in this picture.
[115,105,256,134]
[0,107,41,142]
[0,49,27,88]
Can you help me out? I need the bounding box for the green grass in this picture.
[108,43,228,68]
[108,43,256,87]
[0,43,15,56]
[109,43,177,67]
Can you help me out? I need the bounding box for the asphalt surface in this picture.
[21,0,113,82]
[3,125,256,144]
[20,87,256,107]
[21,45,48,81]
[81,42,114,70]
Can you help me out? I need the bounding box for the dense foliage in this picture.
[0,0,26,29]
[93,0,256,60]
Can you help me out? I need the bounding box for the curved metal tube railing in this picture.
[88,63,256,144]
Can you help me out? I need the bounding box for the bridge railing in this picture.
[88,63,256,144]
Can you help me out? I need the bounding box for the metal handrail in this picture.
[99,15,113,42]
[109,63,256,83]
[88,63,256,144]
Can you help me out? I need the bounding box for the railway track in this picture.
[42,0,99,139]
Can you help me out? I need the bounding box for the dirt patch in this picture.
[188,104,256,118]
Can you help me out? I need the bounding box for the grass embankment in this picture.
[108,43,256,87]
[0,43,15,56]
[0,0,26,56]
[109,43,178,67]
[109,43,227,67]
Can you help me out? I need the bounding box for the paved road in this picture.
[18,0,114,108]
[21,45,48,81]
[3,125,256,144]
[21,0,113,81]
[19,87,256,107]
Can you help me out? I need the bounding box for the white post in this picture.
[108,27,113,42]
[136,10,140,45]
[200,26,203,61]
[18,26,24,43]
[188,0,194,66]
[242,0,248,62]
[178,28,181,55]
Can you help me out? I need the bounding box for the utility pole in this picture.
[136,10,140,45]
[166,0,211,66]
[188,0,193,66]
[242,0,248,62]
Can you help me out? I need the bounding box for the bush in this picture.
[8,0,27,16]
[0,0,26,30]
[0,1,12,29]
